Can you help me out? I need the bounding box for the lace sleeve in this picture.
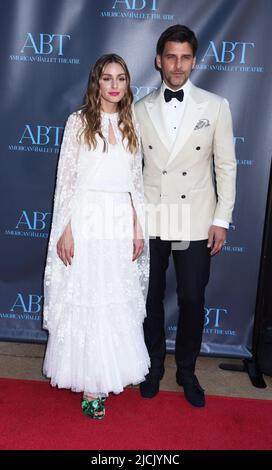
[43,111,82,330]
[51,111,82,240]
[130,120,150,300]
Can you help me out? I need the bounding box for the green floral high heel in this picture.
[81,396,106,420]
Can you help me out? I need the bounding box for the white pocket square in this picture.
[194,119,210,130]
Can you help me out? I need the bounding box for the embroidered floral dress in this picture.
[42,110,150,396]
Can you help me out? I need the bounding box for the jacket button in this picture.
[162,170,167,175]
[196,146,201,150]
[148,145,153,149]
[181,195,186,199]
[182,172,187,176]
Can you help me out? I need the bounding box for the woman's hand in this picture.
[132,206,144,261]
[57,222,74,266]
[133,237,144,261]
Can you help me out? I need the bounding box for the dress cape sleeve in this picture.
[130,119,150,301]
[43,111,82,330]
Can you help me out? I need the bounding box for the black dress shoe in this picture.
[140,378,160,398]
[176,374,205,408]
[140,371,164,398]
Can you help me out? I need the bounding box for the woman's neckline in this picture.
[101,111,118,117]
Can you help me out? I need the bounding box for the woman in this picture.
[42,54,150,419]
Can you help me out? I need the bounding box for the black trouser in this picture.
[144,237,211,380]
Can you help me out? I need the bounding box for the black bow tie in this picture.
[164,88,184,103]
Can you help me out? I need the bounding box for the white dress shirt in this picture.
[160,80,229,230]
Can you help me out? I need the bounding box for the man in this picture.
[135,25,236,407]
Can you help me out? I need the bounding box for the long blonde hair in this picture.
[80,54,138,154]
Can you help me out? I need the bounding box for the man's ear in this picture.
[156,54,161,69]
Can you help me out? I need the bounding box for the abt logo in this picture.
[131,85,157,101]
[102,0,170,22]
[112,0,157,11]
[11,294,42,314]
[16,211,51,231]
[19,125,63,147]
[234,137,245,148]
[201,41,255,64]
[112,0,157,10]
[21,33,71,56]
[204,308,228,328]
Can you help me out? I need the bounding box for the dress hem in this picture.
[43,368,150,396]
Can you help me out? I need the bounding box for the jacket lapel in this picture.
[144,88,170,152]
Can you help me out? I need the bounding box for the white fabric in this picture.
[43,110,150,395]
[77,112,131,193]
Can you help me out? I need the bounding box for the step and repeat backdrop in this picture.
[1,0,271,357]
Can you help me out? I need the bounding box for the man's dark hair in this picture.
[156,24,198,57]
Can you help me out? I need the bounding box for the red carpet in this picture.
[0,378,271,450]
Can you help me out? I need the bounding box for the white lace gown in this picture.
[42,111,150,396]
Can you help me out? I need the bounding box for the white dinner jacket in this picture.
[135,83,237,241]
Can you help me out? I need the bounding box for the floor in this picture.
[0,341,272,400]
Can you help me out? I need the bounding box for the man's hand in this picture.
[207,225,227,256]
[57,222,74,266]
